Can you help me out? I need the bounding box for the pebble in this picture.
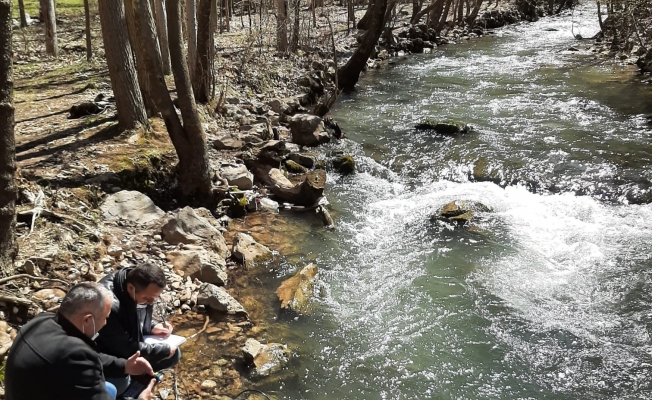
[154,235,162,241]
[200,380,217,393]
[181,304,191,312]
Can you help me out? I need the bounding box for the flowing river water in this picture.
[221,4,652,399]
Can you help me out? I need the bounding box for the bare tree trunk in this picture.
[411,0,423,23]
[221,0,230,32]
[193,0,212,103]
[42,0,58,57]
[456,0,464,25]
[466,0,483,23]
[84,0,92,61]
[348,0,356,25]
[0,0,16,276]
[436,0,453,32]
[338,0,387,90]
[186,0,197,79]
[357,0,374,29]
[166,0,212,197]
[412,0,444,24]
[18,0,27,28]
[597,0,604,32]
[277,0,288,52]
[291,0,300,51]
[153,0,172,75]
[98,0,148,130]
[124,0,159,116]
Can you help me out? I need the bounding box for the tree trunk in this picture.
[412,0,444,24]
[357,0,374,29]
[153,0,172,75]
[186,0,197,78]
[337,0,387,90]
[18,0,27,28]
[42,0,58,57]
[193,0,212,103]
[456,0,464,25]
[84,0,92,61]
[0,0,17,276]
[411,0,423,23]
[98,0,148,130]
[466,0,483,24]
[291,0,300,52]
[124,0,159,116]
[597,0,604,32]
[436,0,453,32]
[166,0,212,197]
[276,0,288,52]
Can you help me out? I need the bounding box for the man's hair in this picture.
[126,263,166,292]
[59,282,112,318]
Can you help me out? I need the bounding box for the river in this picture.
[243,3,652,399]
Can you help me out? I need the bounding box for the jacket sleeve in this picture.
[95,305,140,359]
[138,341,172,365]
[98,352,127,378]
[61,347,115,400]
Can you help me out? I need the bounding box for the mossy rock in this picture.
[431,200,492,225]
[415,119,471,135]
[472,157,502,185]
[332,155,355,175]
[284,159,308,174]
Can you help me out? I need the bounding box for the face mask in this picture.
[82,315,99,341]
[131,288,148,308]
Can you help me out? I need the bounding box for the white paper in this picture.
[143,334,187,347]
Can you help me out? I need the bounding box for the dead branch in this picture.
[0,274,70,286]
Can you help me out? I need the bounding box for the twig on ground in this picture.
[0,274,69,286]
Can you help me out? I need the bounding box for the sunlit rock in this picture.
[232,233,273,267]
[276,263,318,314]
[431,200,492,225]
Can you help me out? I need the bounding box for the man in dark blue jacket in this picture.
[5,282,155,400]
[97,264,180,395]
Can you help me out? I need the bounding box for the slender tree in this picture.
[84,0,92,61]
[98,0,148,130]
[18,0,27,28]
[42,0,58,57]
[338,0,387,90]
[277,0,288,52]
[0,0,17,276]
[153,0,172,75]
[186,0,197,79]
[193,0,212,103]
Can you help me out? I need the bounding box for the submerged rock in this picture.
[415,120,471,135]
[276,263,318,314]
[431,200,492,225]
[332,155,355,175]
[232,232,273,267]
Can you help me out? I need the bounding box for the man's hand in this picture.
[125,351,154,376]
[167,345,177,359]
[151,322,173,337]
[137,379,156,400]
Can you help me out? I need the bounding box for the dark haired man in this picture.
[97,264,181,396]
[5,282,155,400]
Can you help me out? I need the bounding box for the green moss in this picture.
[332,155,355,175]
[284,159,308,174]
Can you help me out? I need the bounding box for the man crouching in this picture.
[5,282,155,400]
[97,263,180,396]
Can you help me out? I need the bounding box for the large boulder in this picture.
[214,135,244,150]
[276,263,318,313]
[289,114,330,146]
[431,201,492,225]
[161,207,230,259]
[220,164,254,190]
[268,169,326,206]
[166,248,228,286]
[101,191,164,225]
[241,338,290,377]
[197,283,248,317]
[232,233,273,267]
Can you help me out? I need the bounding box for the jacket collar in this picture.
[55,313,97,348]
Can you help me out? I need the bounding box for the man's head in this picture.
[59,282,113,339]
[125,264,166,306]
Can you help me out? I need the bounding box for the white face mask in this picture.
[82,315,99,341]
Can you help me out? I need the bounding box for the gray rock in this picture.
[161,207,230,259]
[289,114,330,147]
[287,153,317,169]
[220,164,254,190]
[267,98,289,114]
[101,191,164,225]
[252,343,290,377]
[242,338,264,364]
[214,135,244,150]
[166,249,228,286]
[268,168,326,206]
[232,233,273,266]
[276,263,318,313]
[197,283,248,316]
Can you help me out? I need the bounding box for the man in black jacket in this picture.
[97,264,180,395]
[5,282,156,400]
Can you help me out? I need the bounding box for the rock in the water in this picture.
[242,338,290,377]
[232,233,273,266]
[289,114,330,146]
[414,120,471,135]
[332,155,355,175]
[431,200,492,225]
[197,283,248,316]
[166,249,228,286]
[101,191,164,225]
[161,207,230,259]
[284,159,308,174]
[220,164,254,190]
[287,152,317,169]
[268,168,326,206]
[276,263,318,313]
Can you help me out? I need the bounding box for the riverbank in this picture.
[3,0,600,398]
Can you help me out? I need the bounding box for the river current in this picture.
[252,3,652,399]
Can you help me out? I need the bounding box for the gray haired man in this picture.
[5,282,156,400]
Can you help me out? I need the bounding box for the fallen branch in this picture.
[0,294,34,308]
[0,274,69,286]
[18,209,100,240]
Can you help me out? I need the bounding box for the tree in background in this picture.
[193,0,213,103]
[0,0,17,276]
[98,0,148,130]
[186,0,198,79]
[153,0,172,75]
[41,0,58,57]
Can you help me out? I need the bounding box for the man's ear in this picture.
[126,283,135,295]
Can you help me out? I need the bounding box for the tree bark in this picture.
[166,0,212,196]
[291,0,300,52]
[435,0,453,32]
[411,0,423,23]
[153,0,172,75]
[98,0,148,130]
[84,0,92,61]
[276,0,288,52]
[337,0,387,90]
[18,0,27,28]
[193,0,212,103]
[186,0,197,79]
[357,0,374,29]
[412,0,444,24]
[42,0,58,57]
[0,0,17,276]
[124,0,159,116]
